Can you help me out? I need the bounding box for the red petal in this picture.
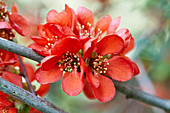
[116,28,132,41]
[132,62,140,76]
[62,69,84,96]
[2,71,23,88]
[46,9,68,27]
[51,36,82,56]
[8,108,17,113]
[107,16,121,34]
[41,55,60,71]
[61,26,75,36]
[36,84,50,97]
[83,80,96,99]
[1,57,17,66]
[47,24,62,37]
[86,67,99,88]
[11,2,18,13]
[28,43,50,56]
[92,74,115,102]
[95,15,112,35]
[80,57,86,78]
[22,63,35,82]
[38,23,58,40]
[96,34,124,56]
[0,96,12,107]
[31,36,48,45]
[65,4,77,30]
[35,65,62,84]
[77,6,94,29]
[0,91,8,97]
[0,22,12,29]
[0,2,7,9]
[29,107,41,113]
[83,37,98,59]
[8,13,30,36]
[0,49,17,65]
[37,24,47,38]
[106,56,134,81]
[79,36,90,45]
[123,37,135,54]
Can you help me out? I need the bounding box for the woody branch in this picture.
[0,77,67,113]
[0,37,170,111]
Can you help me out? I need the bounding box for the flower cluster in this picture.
[0,2,48,112]
[0,49,49,113]
[30,4,140,102]
[0,2,30,41]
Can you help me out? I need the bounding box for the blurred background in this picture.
[3,0,170,113]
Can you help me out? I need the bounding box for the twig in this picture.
[17,55,36,95]
[0,78,67,113]
[114,81,170,111]
[0,37,170,111]
[0,38,43,63]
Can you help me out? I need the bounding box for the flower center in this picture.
[77,22,102,38]
[91,55,109,74]
[0,4,7,21]
[0,29,15,40]
[58,51,80,72]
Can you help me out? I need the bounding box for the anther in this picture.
[82,25,84,29]
[48,43,51,46]
[104,68,107,70]
[98,28,100,31]
[45,45,48,48]
[0,53,3,56]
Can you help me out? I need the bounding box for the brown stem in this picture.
[17,55,36,95]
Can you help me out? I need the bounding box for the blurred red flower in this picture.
[0,2,30,41]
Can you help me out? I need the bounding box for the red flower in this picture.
[82,34,139,102]
[0,49,18,76]
[76,6,135,54]
[0,49,17,66]
[0,68,22,113]
[29,4,77,56]
[29,23,75,56]
[8,3,30,36]
[0,21,15,40]
[76,6,112,44]
[0,93,18,113]
[0,2,30,41]
[0,49,22,112]
[46,4,77,30]
[35,36,85,96]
